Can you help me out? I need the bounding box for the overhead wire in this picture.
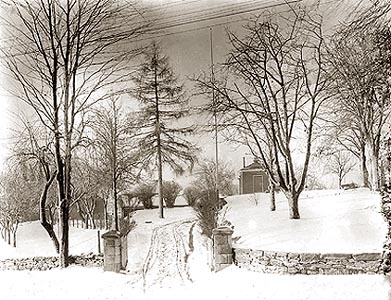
[147,0,301,33]
[0,0,302,58]
[145,0,288,27]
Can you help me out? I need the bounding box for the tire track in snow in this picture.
[142,218,196,289]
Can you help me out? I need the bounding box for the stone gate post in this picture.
[101,230,121,272]
[212,227,234,272]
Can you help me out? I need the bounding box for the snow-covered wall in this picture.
[0,254,103,271]
[233,248,383,275]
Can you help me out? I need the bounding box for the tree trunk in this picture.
[12,229,16,248]
[287,193,300,219]
[86,212,95,229]
[360,143,370,188]
[269,182,276,211]
[368,143,380,191]
[104,202,109,230]
[154,57,164,219]
[113,186,118,231]
[157,147,163,218]
[59,198,69,267]
[57,158,69,268]
[7,227,10,245]
[90,214,96,229]
[40,173,60,253]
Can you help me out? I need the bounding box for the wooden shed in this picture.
[238,159,269,194]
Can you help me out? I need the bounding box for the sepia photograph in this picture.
[0,0,390,299]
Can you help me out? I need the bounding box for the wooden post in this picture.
[98,230,101,254]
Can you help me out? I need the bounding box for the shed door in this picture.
[253,175,263,193]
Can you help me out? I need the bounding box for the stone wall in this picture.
[381,189,391,273]
[233,248,383,275]
[0,254,103,271]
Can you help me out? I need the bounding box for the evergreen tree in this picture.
[132,42,197,218]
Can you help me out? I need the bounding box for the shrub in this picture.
[183,186,200,207]
[192,189,218,238]
[190,159,234,238]
[162,181,182,208]
[119,214,137,235]
[134,182,156,209]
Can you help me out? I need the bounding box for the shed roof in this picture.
[241,160,264,171]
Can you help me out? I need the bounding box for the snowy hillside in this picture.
[225,188,387,253]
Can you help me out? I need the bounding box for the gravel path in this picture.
[142,218,197,289]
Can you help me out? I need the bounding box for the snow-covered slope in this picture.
[225,188,387,253]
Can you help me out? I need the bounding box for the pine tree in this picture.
[132,42,197,218]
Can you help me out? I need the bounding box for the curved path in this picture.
[142,218,197,289]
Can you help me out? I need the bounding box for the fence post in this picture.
[97,230,101,254]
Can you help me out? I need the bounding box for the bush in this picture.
[162,181,182,208]
[192,189,218,238]
[119,215,137,235]
[183,186,200,207]
[134,182,156,209]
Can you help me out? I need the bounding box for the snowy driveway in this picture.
[141,218,197,289]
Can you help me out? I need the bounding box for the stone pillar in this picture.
[212,227,234,272]
[101,230,121,272]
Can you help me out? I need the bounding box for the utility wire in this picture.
[0,0,287,44]
[145,0,287,28]
[0,0,302,58]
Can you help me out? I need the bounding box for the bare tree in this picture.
[195,6,329,219]
[132,42,197,218]
[327,15,391,191]
[326,150,355,189]
[0,159,38,247]
[10,117,60,252]
[72,153,101,229]
[321,113,370,188]
[2,0,148,267]
[192,159,236,197]
[88,97,140,230]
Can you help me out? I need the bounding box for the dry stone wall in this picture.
[0,254,103,271]
[233,248,383,274]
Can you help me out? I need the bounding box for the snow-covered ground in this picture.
[0,231,389,300]
[0,189,390,300]
[0,221,103,259]
[226,188,387,253]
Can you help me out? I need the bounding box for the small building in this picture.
[238,159,269,194]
